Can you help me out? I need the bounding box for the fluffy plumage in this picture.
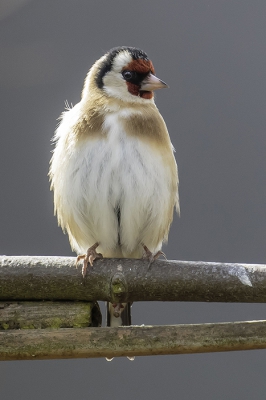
[49,46,179,330]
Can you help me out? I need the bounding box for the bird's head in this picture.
[83,46,168,105]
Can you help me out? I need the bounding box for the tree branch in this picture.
[1,256,266,302]
[1,320,266,361]
[0,301,101,330]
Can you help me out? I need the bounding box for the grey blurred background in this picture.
[1,0,266,399]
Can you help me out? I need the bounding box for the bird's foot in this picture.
[142,244,167,269]
[76,242,103,278]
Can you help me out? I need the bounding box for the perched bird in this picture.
[49,46,179,331]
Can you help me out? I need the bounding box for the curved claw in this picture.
[142,244,167,270]
[76,242,103,277]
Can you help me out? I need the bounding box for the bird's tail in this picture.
[106,302,134,361]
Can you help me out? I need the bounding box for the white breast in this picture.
[51,107,176,257]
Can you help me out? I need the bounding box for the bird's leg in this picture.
[76,242,103,277]
[142,244,167,269]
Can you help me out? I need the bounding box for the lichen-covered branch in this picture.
[1,320,266,361]
[0,301,101,330]
[1,255,266,303]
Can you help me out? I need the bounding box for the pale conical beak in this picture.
[140,73,169,91]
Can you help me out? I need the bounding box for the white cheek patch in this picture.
[102,50,131,100]
[103,70,154,105]
[103,70,128,98]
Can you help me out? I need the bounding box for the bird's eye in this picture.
[122,70,146,86]
[122,71,134,81]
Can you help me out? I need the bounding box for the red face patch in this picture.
[125,59,155,75]
[139,90,153,99]
[122,59,155,99]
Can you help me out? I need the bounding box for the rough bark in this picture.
[0,301,101,330]
[1,256,266,303]
[1,320,266,361]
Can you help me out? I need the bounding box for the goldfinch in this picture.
[49,46,179,330]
